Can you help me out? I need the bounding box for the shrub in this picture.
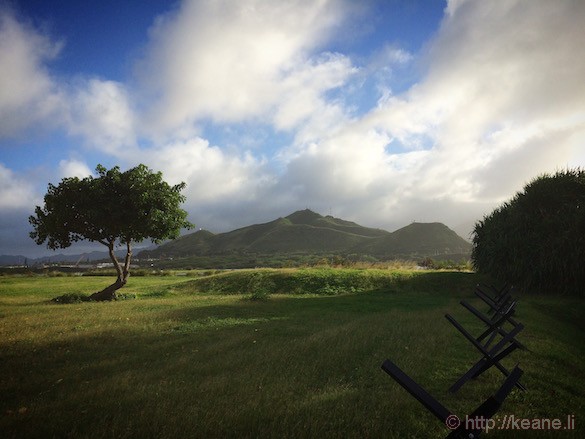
[47,271,69,277]
[472,168,585,296]
[245,272,273,301]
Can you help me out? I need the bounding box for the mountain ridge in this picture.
[138,209,471,260]
[2,210,471,266]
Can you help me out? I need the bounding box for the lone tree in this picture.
[30,164,193,301]
[472,168,585,296]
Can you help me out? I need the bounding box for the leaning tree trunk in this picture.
[89,241,132,301]
[89,278,126,301]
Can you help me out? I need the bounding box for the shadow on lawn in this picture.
[1,282,470,438]
[7,271,582,438]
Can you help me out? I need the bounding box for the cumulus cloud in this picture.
[407,2,582,187]
[0,8,139,160]
[123,0,585,237]
[0,8,137,156]
[66,79,138,156]
[0,163,37,209]
[0,9,64,138]
[138,0,353,136]
[267,0,585,236]
[2,0,585,255]
[58,159,92,179]
[137,137,269,206]
[273,52,357,131]
[414,0,585,201]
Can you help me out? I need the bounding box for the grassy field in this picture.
[0,269,583,438]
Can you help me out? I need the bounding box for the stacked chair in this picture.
[381,284,526,438]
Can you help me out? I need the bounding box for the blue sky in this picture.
[1,0,584,257]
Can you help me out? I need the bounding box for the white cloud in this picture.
[3,0,585,254]
[137,137,270,206]
[66,79,138,156]
[58,159,92,179]
[0,163,37,209]
[366,44,414,92]
[149,0,585,238]
[266,0,585,237]
[0,9,64,138]
[138,0,353,136]
[422,0,584,200]
[273,52,357,131]
[380,0,584,198]
[0,9,138,158]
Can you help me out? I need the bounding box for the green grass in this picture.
[0,270,584,438]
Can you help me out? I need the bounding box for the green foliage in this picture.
[46,270,70,277]
[30,164,193,250]
[419,257,471,271]
[244,272,273,301]
[29,164,193,299]
[472,168,585,295]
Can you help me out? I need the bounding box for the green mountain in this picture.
[353,222,472,257]
[138,209,471,261]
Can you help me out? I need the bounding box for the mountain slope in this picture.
[137,210,470,260]
[247,223,374,253]
[139,210,386,257]
[150,229,216,257]
[354,222,472,256]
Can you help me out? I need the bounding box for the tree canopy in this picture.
[30,164,193,300]
[471,168,585,296]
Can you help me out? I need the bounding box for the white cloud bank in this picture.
[1,0,584,256]
[270,0,585,233]
[0,10,64,138]
[0,163,37,209]
[138,0,354,135]
[66,79,138,156]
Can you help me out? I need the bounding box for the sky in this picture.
[1,0,584,258]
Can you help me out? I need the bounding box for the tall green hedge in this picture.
[472,168,585,296]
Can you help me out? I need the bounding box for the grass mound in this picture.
[176,267,479,296]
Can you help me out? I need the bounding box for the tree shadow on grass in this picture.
[1,284,470,438]
[5,272,580,438]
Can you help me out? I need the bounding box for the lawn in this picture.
[0,269,583,438]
